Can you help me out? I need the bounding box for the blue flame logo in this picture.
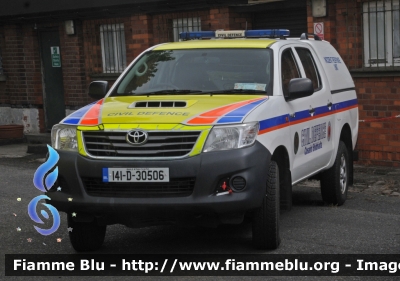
[33,145,59,192]
[28,145,61,235]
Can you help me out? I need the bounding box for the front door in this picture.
[39,30,66,131]
[280,45,334,182]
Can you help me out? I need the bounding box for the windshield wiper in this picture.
[194,89,268,95]
[133,89,203,96]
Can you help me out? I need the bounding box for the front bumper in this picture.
[46,141,270,223]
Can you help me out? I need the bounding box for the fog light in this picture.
[231,176,246,191]
[215,178,233,195]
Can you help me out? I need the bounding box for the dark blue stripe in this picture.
[288,109,310,123]
[62,118,80,125]
[61,102,96,125]
[217,99,266,124]
[259,114,288,131]
[217,116,244,123]
[224,99,266,117]
[259,99,357,132]
[102,168,109,183]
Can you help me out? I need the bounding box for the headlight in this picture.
[203,122,259,152]
[51,124,78,152]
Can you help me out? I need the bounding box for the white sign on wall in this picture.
[313,22,324,40]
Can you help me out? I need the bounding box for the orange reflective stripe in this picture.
[80,99,103,125]
[187,97,265,124]
[187,117,218,125]
[201,97,264,117]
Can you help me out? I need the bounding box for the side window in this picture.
[281,48,300,96]
[295,47,321,91]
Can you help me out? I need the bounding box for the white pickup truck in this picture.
[49,29,358,251]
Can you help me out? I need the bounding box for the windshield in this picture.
[112,48,273,96]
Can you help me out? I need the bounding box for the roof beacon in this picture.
[179,29,290,40]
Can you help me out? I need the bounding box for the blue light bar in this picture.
[245,29,290,38]
[179,31,216,40]
[179,29,290,40]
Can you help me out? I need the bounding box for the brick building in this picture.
[306,0,400,166]
[0,0,399,166]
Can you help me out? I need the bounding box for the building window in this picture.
[100,24,127,73]
[363,0,400,67]
[173,18,201,42]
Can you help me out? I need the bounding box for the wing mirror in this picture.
[88,81,109,99]
[285,78,314,101]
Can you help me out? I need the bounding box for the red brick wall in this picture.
[130,14,154,57]
[2,2,398,165]
[59,20,89,107]
[0,26,7,104]
[356,76,400,166]
[0,7,250,128]
[2,25,35,105]
[0,24,44,131]
[80,8,252,89]
[307,0,400,166]
[307,0,337,45]
[0,24,42,106]
[24,25,43,106]
[209,7,252,31]
[0,82,5,104]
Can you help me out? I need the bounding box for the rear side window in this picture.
[281,49,300,96]
[295,48,321,91]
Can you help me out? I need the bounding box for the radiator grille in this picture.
[82,131,201,158]
[82,177,195,198]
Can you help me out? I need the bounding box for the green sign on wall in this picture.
[51,46,61,67]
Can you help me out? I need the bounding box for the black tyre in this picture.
[320,141,349,205]
[273,154,292,211]
[252,161,280,250]
[280,166,292,211]
[68,214,106,252]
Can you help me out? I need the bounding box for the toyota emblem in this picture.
[126,130,148,145]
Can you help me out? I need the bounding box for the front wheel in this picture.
[320,141,350,205]
[252,161,281,250]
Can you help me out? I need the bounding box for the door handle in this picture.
[327,102,333,109]
[309,107,315,116]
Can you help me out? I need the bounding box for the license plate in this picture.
[102,168,169,182]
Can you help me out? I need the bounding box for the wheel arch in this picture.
[271,145,290,173]
[271,145,292,210]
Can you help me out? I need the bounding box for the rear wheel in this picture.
[68,214,106,252]
[252,161,280,250]
[320,141,349,205]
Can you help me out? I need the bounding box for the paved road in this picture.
[0,145,399,280]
